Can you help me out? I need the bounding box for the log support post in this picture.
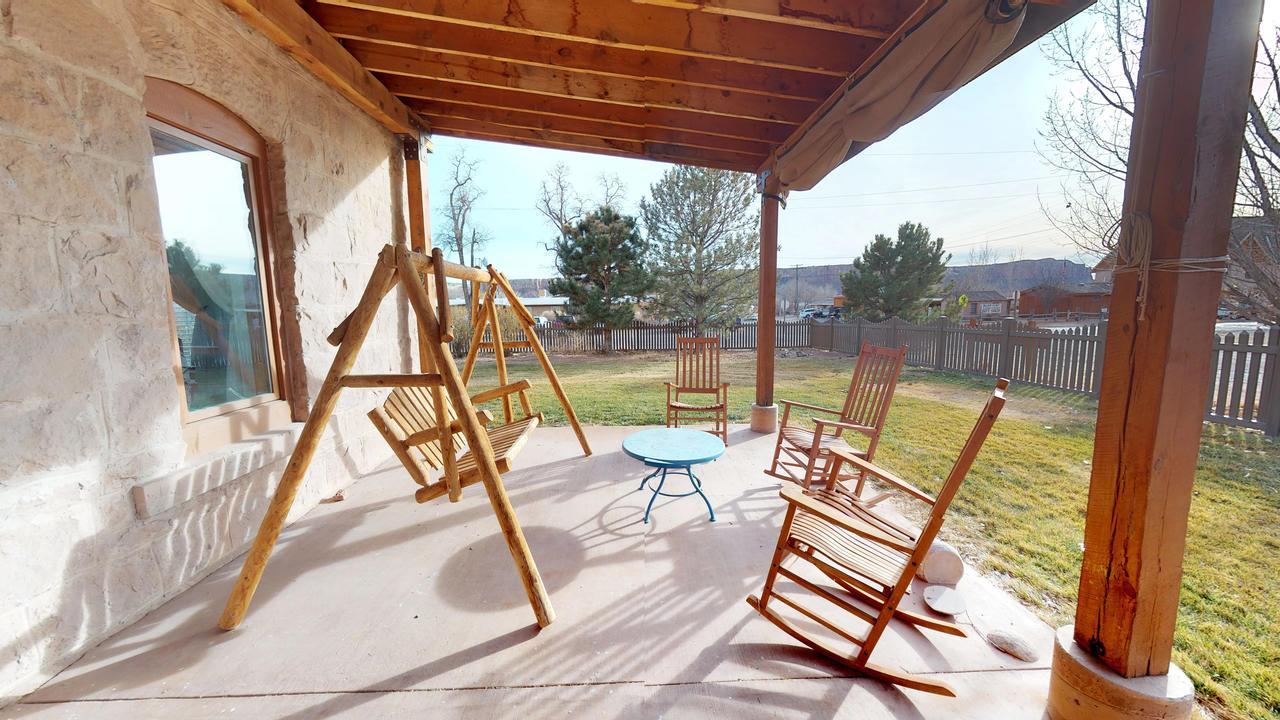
[752,170,781,433]
[1048,0,1263,717]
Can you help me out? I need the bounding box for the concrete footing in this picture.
[749,403,778,433]
[1046,626,1193,720]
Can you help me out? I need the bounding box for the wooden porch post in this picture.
[1048,0,1262,717]
[751,170,781,432]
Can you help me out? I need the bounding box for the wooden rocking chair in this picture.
[748,379,1008,697]
[369,380,542,504]
[765,342,907,488]
[665,336,729,444]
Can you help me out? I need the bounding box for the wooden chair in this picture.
[665,336,729,444]
[747,379,1007,697]
[369,379,541,504]
[766,342,907,488]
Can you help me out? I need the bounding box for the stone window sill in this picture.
[133,419,302,519]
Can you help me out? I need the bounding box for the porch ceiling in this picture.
[285,0,1086,173]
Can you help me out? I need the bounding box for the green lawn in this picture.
[469,350,1279,720]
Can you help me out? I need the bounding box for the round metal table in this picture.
[622,428,725,523]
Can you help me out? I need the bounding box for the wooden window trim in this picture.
[144,78,294,456]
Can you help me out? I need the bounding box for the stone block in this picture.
[56,229,167,319]
[0,216,65,323]
[102,372,184,457]
[0,392,109,479]
[76,77,150,161]
[0,45,81,146]
[0,137,127,229]
[0,318,110,403]
[10,0,137,83]
[0,495,100,607]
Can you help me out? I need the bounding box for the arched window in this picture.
[144,78,289,454]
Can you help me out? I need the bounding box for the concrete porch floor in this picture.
[5,426,1055,719]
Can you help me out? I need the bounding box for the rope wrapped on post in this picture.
[1107,212,1229,319]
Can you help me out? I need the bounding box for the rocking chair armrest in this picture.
[829,448,936,505]
[779,485,916,554]
[812,418,876,436]
[470,379,533,405]
[773,397,844,425]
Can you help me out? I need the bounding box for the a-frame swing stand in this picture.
[217,243,585,631]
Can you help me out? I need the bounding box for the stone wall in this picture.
[0,0,416,702]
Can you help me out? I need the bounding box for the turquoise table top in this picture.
[622,428,726,466]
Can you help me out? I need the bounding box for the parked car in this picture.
[799,306,819,320]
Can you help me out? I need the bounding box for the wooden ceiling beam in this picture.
[387,77,795,145]
[312,5,841,101]
[220,0,423,134]
[407,99,774,157]
[313,0,879,74]
[427,119,763,171]
[353,42,814,124]
[630,0,906,38]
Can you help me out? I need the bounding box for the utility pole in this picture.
[793,264,800,318]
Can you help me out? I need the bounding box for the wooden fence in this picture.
[453,320,812,356]
[454,314,1278,435]
[813,318,1280,435]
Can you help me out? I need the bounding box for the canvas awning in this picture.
[771,0,1027,191]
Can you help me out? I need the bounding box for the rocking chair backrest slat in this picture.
[841,342,908,428]
[675,337,722,391]
[909,378,1007,562]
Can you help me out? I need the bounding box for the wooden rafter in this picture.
[427,118,763,171]
[220,0,424,134]
[630,0,905,38]
[312,4,843,101]
[313,0,881,74]
[388,77,796,144]
[355,42,816,124]
[410,100,775,158]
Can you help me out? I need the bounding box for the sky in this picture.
[426,15,1086,279]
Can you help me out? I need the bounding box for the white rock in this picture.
[923,585,966,616]
[916,540,965,584]
[987,630,1039,662]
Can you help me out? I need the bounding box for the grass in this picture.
[468,350,1280,720]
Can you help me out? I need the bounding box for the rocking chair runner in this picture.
[766,342,907,488]
[665,336,729,444]
[748,379,1008,697]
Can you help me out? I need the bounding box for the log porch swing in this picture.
[218,139,591,631]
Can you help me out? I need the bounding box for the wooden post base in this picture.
[750,403,777,433]
[1047,626,1193,720]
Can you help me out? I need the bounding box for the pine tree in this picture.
[549,206,652,351]
[641,167,759,335]
[840,222,949,321]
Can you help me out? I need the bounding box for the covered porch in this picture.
[6,426,1058,719]
[0,0,1267,717]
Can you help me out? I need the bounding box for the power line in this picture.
[786,190,1045,210]
[794,174,1067,201]
[858,149,1039,157]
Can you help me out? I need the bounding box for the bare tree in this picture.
[538,165,630,241]
[1040,1,1280,322]
[537,162,582,241]
[598,173,627,210]
[440,150,485,306]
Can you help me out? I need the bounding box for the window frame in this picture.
[144,78,291,448]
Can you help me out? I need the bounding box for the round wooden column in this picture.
[752,170,781,432]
